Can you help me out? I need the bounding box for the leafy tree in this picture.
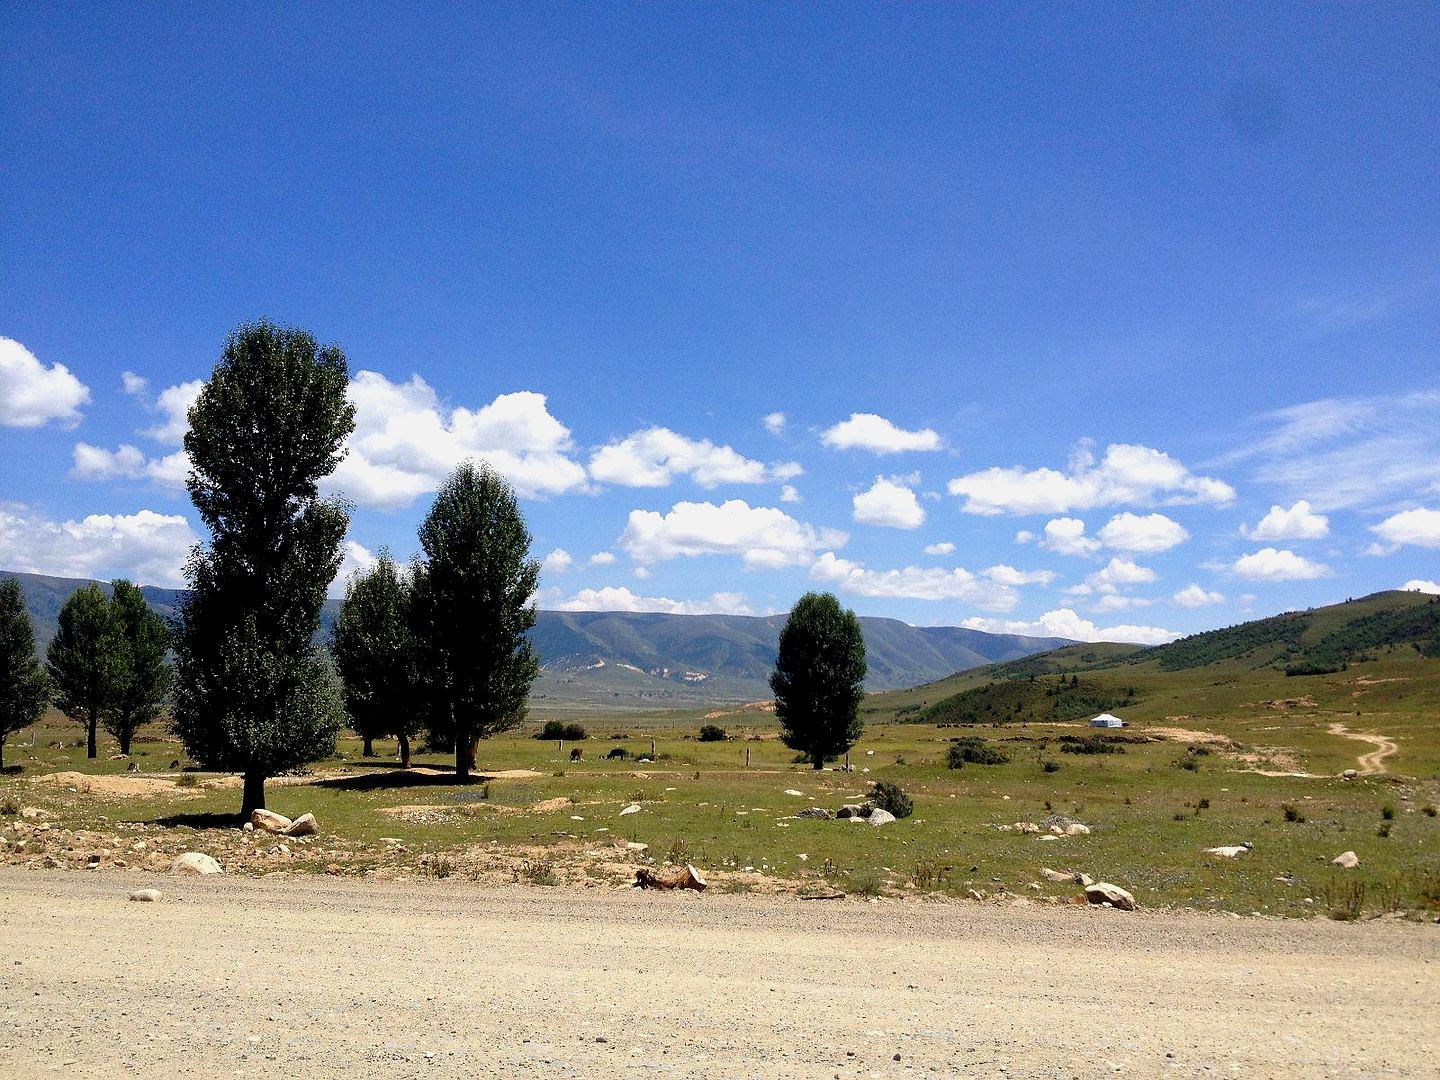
[412,463,540,780]
[103,580,172,756]
[0,578,49,769]
[770,591,867,770]
[172,321,355,817]
[46,584,122,759]
[331,554,421,766]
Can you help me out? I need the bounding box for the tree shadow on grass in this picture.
[312,764,491,793]
[150,811,246,830]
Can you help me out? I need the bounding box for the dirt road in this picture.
[1,869,1435,1078]
[1327,722,1400,774]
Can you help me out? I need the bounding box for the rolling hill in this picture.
[2,570,1070,708]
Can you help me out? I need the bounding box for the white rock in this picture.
[1340,769,1358,780]
[623,841,648,852]
[1014,822,1040,834]
[1332,850,1360,869]
[1065,823,1091,836]
[867,808,897,826]
[128,888,163,902]
[1206,844,1251,859]
[619,804,642,817]
[250,808,292,834]
[1041,867,1077,883]
[784,789,804,797]
[282,812,318,837]
[1084,882,1136,911]
[170,852,222,875]
[1038,834,1059,842]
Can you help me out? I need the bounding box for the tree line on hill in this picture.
[0,321,871,808]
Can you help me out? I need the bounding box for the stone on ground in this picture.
[867,808,897,826]
[795,807,833,819]
[171,852,222,875]
[1083,882,1136,911]
[283,812,318,837]
[250,809,292,833]
[619,804,641,817]
[128,888,163,902]
[1332,850,1360,869]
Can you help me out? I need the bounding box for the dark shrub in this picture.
[946,736,1009,769]
[1058,735,1124,755]
[870,780,913,819]
[1041,760,1061,773]
[698,724,727,742]
[535,720,587,741]
[1282,803,1305,823]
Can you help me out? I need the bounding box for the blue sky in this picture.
[3,4,1438,643]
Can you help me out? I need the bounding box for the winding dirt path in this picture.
[1327,722,1399,774]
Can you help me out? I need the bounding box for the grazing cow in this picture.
[569,747,584,762]
[606,747,629,760]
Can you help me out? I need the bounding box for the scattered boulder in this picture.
[867,808,897,826]
[619,804,642,817]
[1340,769,1358,780]
[794,807,834,820]
[1038,834,1059,842]
[783,789,804,797]
[1013,821,1040,834]
[633,863,707,891]
[1332,850,1360,870]
[250,809,292,834]
[126,762,140,773]
[1041,867,1087,884]
[1083,882,1136,911]
[170,852,222,875]
[1206,843,1254,859]
[128,888,163,902]
[283,813,318,837]
[168,759,181,770]
[836,802,875,819]
[1064,823,1091,836]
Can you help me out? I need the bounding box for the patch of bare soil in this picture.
[1147,725,1235,749]
[1327,722,1399,775]
[29,772,220,798]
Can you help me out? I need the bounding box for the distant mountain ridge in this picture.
[2,570,1072,706]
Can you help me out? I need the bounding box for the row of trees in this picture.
[0,578,170,768]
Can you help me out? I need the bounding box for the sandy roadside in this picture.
[0,868,1435,1078]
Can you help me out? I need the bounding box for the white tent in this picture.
[1088,712,1125,728]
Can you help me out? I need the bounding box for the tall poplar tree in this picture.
[770,592,867,770]
[103,580,172,756]
[46,584,121,759]
[331,554,421,766]
[171,321,355,817]
[0,578,49,769]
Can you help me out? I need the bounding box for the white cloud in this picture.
[1222,391,1440,511]
[1035,517,1101,557]
[541,548,575,575]
[1092,593,1154,614]
[1371,507,1440,550]
[779,484,801,503]
[1013,529,1035,544]
[330,540,379,597]
[589,426,794,489]
[1231,547,1330,581]
[0,337,90,429]
[0,503,198,587]
[948,442,1234,516]
[1096,512,1189,553]
[1086,557,1157,594]
[140,379,205,444]
[1173,584,1225,608]
[121,371,148,397]
[809,552,1018,610]
[1241,500,1329,541]
[329,371,586,508]
[70,443,190,490]
[924,541,956,556]
[763,412,786,436]
[1401,579,1440,595]
[618,499,847,568]
[983,565,1055,586]
[553,586,754,616]
[852,477,925,529]
[632,566,652,580]
[588,552,616,566]
[961,608,1178,646]
[820,413,942,454]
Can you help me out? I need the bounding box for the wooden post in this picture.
[845,751,850,771]
[651,739,656,759]
[745,746,751,767]
[559,739,563,758]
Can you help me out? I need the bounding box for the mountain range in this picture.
[2,570,1071,708]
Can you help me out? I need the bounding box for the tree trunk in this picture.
[362,735,374,757]
[241,771,266,818]
[398,732,411,769]
[119,729,132,756]
[812,757,824,770]
[0,741,5,770]
[457,734,477,781]
[87,708,98,759]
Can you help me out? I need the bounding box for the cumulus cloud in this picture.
[553,586,754,616]
[852,477,925,529]
[329,372,586,508]
[947,442,1234,516]
[1097,512,1189,553]
[0,337,90,428]
[1241,500,1329,541]
[1086,557,1157,594]
[541,548,575,575]
[140,379,204,444]
[1092,594,1154,614]
[983,565,1055,587]
[1028,518,1097,557]
[70,443,189,490]
[589,426,797,489]
[121,371,148,397]
[329,540,379,597]
[809,553,1019,610]
[0,503,198,587]
[1401,579,1440,594]
[961,608,1178,646]
[589,552,616,566]
[820,413,942,454]
[1231,547,1330,581]
[924,541,956,556]
[619,500,847,568]
[763,412,786,436]
[779,484,801,503]
[1370,507,1440,551]
[1173,584,1225,608]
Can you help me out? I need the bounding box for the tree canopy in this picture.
[103,580,172,756]
[45,583,121,759]
[770,591,867,770]
[0,578,49,769]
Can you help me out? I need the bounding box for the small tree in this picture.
[412,463,540,780]
[332,554,422,766]
[770,591,867,770]
[103,580,171,756]
[172,321,354,817]
[46,584,121,758]
[0,578,49,769]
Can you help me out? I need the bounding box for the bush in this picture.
[870,780,913,819]
[1282,803,1305,823]
[536,721,586,741]
[1058,735,1124,755]
[697,724,727,742]
[1041,760,1061,773]
[946,736,1010,768]
[1381,804,1396,821]
[1423,805,1438,818]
